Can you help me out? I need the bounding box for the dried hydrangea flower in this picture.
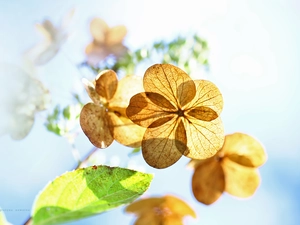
[189,132,267,205]
[126,64,224,168]
[85,18,128,66]
[80,70,146,148]
[126,195,196,225]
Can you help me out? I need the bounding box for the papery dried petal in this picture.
[187,106,218,121]
[107,111,145,148]
[192,157,225,205]
[109,75,144,109]
[222,133,267,167]
[222,157,261,198]
[142,118,184,168]
[82,78,101,104]
[126,92,175,128]
[186,80,223,115]
[95,70,118,101]
[184,117,224,159]
[143,64,196,108]
[80,103,114,148]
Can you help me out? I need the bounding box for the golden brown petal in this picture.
[90,18,109,43]
[142,118,184,169]
[143,64,196,108]
[125,197,164,215]
[105,25,127,46]
[184,117,224,159]
[222,132,267,167]
[95,70,118,101]
[192,157,225,205]
[82,78,101,104]
[126,92,175,128]
[107,111,146,148]
[187,106,218,122]
[186,80,223,116]
[109,75,144,110]
[222,157,261,198]
[80,103,114,148]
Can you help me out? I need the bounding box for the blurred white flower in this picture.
[25,9,75,66]
[85,18,128,66]
[0,63,50,140]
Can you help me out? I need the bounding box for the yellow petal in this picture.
[90,18,109,43]
[126,92,175,128]
[222,158,261,198]
[222,132,267,167]
[164,195,197,218]
[95,70,118,101]
[192,157,225,205]
[143,64,196,108]
[107,111,146,147]
[134,213,161,225]
[142,117,184,168]
[105,25,127,46]
[186,80,223,116]
[163,215,185,225]
[80,103,114,148]
[184,117,224,159]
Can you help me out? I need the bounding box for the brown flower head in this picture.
[125,195,196,225]
[126,64,224,169]
[85,18,128,65]
[189,132,267,205]
[80,70,146,148]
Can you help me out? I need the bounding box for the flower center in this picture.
[215,151,224,162]
[177,108,185,117]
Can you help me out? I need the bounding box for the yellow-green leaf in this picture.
[31,165,153,225]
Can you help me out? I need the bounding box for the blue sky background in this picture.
[0,0,300,225]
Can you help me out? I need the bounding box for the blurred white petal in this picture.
[25,9,74,66]
[0,63,50,140]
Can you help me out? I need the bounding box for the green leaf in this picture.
[62,106,71,120]
[45,123,62,136]
[31,165,153,225]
